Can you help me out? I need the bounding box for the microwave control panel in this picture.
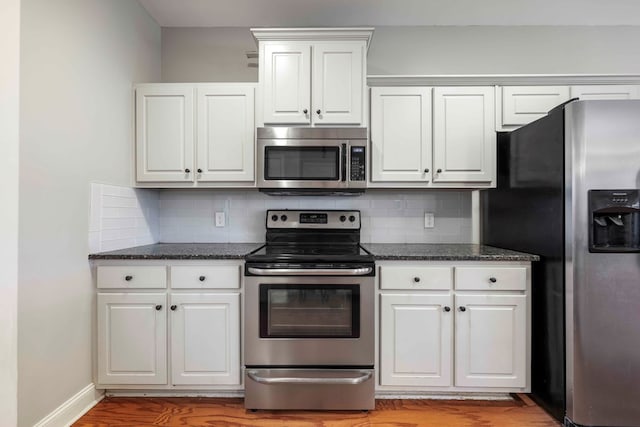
[350,146,366,181]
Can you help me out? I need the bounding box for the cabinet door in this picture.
[136,85,194,182]
[501,86,570,127]
[262,42,311,124]
[170,293,240,385]
[455,294,526,388]
[97,293,167,385]
[370,87,432,182]
[196,85,255,182]
[433,87,495,183]
[380,293,453,387]
[312,42,364,125]
[570,85,640,100]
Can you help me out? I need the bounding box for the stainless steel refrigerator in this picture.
[482,100,640,427]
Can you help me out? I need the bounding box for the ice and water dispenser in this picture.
[589,190,640,252]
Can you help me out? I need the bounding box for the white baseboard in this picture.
[34,383,104,427]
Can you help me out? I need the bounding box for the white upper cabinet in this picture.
[135,83,256,185]
[370,87,432,182]
[570,85,640,100]
[262,42,311,124]
[196,84,255,182]
[136,85,194,182]
[432,87,496,184]
[500,86,571,128]
[253,28,373,127]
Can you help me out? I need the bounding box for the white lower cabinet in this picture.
[170,293,240,385]
[97,292,167,385]
[95,262,242,390]
[380,293,453,387]
[378,261,530,393]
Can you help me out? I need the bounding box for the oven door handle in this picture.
[246,370,372,385]
[246,267,373,276]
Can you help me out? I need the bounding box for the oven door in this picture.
[257,140,348,189]
[244,273,374,367]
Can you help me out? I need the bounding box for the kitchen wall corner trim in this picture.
[33,383,104,427]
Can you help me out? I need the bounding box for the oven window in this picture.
[259,284,359,338]
[264,146,340,180]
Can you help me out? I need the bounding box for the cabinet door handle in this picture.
[170,305,177,311]
[303,109,308,114]
[316,109,321,115]
[413,277,421,283]
[199,276,206,282]
[489,277,497,283]
[197,168,203,173]
[459,306,466,312]
[185,168,191,173]
[444,306,451,312]
[424,168,429,173]
[155,305,162,311]
[436,168,442,173]
[124,275,133,281]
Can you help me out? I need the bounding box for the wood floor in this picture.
[73,394,561,426]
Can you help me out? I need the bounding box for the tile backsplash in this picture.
[89,183,160,252]
[158,189,472,244]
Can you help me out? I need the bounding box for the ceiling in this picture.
[139,0,640,27]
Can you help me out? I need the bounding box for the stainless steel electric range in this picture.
[243,209,375,411]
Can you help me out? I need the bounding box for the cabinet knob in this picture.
[316,109,321,115]
[170,305,177,311]
[489,277,497,283]
[436,168,442,173]
[459,306,466,312]
[424,168,429,173]
[155,305,162,311]
[124,275,133,281]
[197,168,203,173]
[199,276,206,282]
[185,168,191,173]
[303,109,308,114]
[444,306,451,312]
[413,277,420,283]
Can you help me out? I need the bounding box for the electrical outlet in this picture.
[215,211,226,227]
[424,212,435,228]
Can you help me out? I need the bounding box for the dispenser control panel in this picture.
[588,189,640,253]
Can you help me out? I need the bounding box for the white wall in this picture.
[0,0,20,425]
[18,1,161,425]
[158,190,472,244]
[161,25,640,82]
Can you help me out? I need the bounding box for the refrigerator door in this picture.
[565,100,640,427]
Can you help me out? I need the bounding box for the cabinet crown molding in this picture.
[251,27,374,49]
[368,74,640,87]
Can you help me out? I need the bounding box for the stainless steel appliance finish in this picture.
[257,127,367,193]
[483,100,640,427]
[244,209,375,410]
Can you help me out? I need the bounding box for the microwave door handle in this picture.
[341,143,347,182]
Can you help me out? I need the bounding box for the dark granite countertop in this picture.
[88,243,264,260]
[361,244,539,261]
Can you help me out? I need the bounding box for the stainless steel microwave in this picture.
[257,127,367,195]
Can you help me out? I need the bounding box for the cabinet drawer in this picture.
[171,265,240,289]
[97,266,167,289]
[455,267,526,291]
[380,265,453,290]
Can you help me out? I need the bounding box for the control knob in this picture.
[349,215,356,222]
[280,215,288,222]
[271,215,278,221]
[340,215,347,222]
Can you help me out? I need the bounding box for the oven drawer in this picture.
[379,265,453,290]
[244,368,375,410]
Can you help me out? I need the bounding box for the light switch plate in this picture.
[424,212,435,228]
[215,211,226,227]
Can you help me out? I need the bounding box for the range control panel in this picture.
[267,210,361,229]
